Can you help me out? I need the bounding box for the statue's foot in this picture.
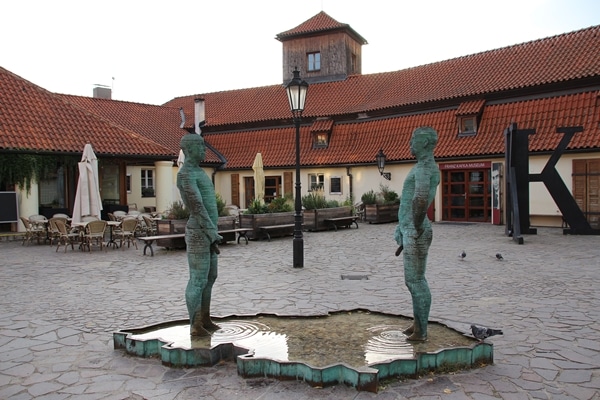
[190,325,211,337]
[202,320,220,332]
[406,332,427,342]
[403,325,414,335]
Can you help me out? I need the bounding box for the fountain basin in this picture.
[113,310,493,392]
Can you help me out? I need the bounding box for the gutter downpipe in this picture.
[346,166,354,203]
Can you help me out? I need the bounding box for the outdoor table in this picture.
[106,220,121,248]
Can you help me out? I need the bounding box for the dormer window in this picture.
[310,118,334,148]
[308,52,321,71]
[456,99,485,137]
[459,116,477,136]
[314,132,329,147]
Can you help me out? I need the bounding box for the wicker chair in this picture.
[48,217,68,246]
[20,216,45,246]
[54,219,80,252]
[141,215,157,236]
[116,217,138,249]
[82,220,107,251]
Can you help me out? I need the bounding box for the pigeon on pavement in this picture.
[496,253,503,260]
[459,250,466,260]
[471,324,503,341]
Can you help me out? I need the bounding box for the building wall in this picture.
[160,151,599,227]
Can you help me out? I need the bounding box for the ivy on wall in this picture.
[0,154,78,194]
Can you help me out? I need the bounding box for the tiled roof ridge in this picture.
[276,11,346,38]
[165,82,284,103]
[57,96,175,154]
[61,92,179,109]
[406,23,600,70]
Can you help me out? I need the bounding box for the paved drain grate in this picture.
[341,274,369,280]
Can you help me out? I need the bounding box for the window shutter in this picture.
[231,174,240,207]
[284,171,293,196]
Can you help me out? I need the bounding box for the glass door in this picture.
[442,169,491,222]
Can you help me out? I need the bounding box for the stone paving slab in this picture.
[0,222,599,399]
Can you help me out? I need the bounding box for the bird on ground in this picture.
[471,324,503,341]
[496,253,503,260]
[459,250,466,260]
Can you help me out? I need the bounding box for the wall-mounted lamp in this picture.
[376,149,391,180]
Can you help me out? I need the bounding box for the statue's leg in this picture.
[403,227,433,342]
[186,229,212,336]
[200,251,220,331]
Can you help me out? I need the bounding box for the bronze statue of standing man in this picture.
[177,133,222,336]
[394,127,440,342]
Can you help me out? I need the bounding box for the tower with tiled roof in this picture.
[276,11,368,84]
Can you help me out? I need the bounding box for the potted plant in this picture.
[363,184,400,224]
[156,200,189,248]
[239,195,295,240]
[302,190,353,231]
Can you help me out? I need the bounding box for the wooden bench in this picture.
[140,234,184,256]
[140,228,253,256]
[324,216,359,231]
[258,224,295,241]
[218,228,253,245]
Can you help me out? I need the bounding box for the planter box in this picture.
[365,204,399,224]
[217,216,237,243]
[156,217,238,247]
[156,219,186,249]
[239,211,295,240]
[303,206,353,231]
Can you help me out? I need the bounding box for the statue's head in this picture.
[180,133,205,163]
[410,126,438,157]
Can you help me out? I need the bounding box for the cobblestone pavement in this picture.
[1,222,599,399]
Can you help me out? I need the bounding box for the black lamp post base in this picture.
[293,237,303,268]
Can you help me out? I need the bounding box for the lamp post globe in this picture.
[285,68,308,268]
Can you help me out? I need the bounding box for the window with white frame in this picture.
[458,116,477,136]
[330,176,342,194]
[308,52,321,71]
[141,169,155,197]
[308,173,324,191]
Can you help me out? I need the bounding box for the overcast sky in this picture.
[2,0,599,105]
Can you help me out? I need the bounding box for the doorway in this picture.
[441,163,492,222]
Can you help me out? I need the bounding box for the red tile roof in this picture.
[0,67,174,157]
[59,95,224,164]
[456,99,486,116]
[275,11,368,44]
[166,24,600,128]
[204,90,600,169]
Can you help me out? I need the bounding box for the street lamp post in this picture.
[285,68,309,269]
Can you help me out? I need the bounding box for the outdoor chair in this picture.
[141,215,157,236]
[82,220,107,251]
[113,210,127,221]
[54,219,80,252]
[48,217,68,246]
[52,213,69,219]
[116,217,138,250]
[20,216,45,246]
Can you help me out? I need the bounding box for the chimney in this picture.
[194,98,205,134]
[93,86,111,99]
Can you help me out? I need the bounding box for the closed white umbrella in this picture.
[252,153,265,204]
[72,144,103,223]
